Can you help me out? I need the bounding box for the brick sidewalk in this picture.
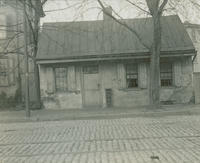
[0,104,199,123]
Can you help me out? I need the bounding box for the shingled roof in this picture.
[37,15,195,62]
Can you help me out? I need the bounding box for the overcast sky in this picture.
[41,0,200,24]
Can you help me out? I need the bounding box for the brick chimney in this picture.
[103,6,112,21]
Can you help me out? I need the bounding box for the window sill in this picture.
[161,86,175,89]
[0,85,10,87]
[119,87,147,91]
[55,90,80,94]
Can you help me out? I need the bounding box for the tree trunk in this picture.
[149,13,161,108]
[32,3,41,109]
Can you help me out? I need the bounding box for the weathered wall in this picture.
[39,65,82,109]
[100,62,149,107]
[160,57,193,104]
[39,57,193,109]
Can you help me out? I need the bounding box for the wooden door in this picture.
[83,65,101,107]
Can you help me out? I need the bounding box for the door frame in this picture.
[80,64,103,108]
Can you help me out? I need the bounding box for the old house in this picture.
[37,14,195,109]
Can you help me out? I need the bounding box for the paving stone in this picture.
[1,115,200,162]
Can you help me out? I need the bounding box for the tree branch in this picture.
[159,0,168,14]
[97,0,150,49]
[126,0,150,15]
[41,0,48,6]
[146,0,160,15]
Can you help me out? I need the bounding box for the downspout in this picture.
[192,50,197,63]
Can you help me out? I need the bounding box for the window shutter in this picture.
[68,66,76,91]
[46,67,55,93]
[138,62,147,88]
[117,63,126,88]
[174,61,182,87]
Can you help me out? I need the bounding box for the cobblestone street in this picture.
[1,114,200,162]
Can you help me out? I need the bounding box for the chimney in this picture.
[103,6,112,21]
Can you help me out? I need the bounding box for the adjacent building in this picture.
[184,22,200,103]
[0,0,23,105]
[37,14,196,109]
[0,0,44,108]
[184,22,200,72]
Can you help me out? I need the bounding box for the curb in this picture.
[0,108,199,123]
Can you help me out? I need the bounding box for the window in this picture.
[55,68,67,91]
[160,62,173,87]
[126,64,138,88]
[0,58,8,86]
[0,15,6,39]
[83,65,98,74]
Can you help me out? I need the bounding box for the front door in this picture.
[83,65,101,107]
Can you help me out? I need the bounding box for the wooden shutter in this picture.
[117,63,126,88]
[138,62,147,88]
[68,66,76,91]
[46,67,55,93]
[173,61,182,87]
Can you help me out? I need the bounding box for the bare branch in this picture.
[126,0,150,15]
[190,0,200,9]
[41,0,48,6]
[97,0,150,49]
[159,0,168,14]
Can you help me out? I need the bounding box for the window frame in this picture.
[126,63,138,88]
[54,67,68,92]
[160,62,173,87]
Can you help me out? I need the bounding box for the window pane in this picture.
[160,63,172,87]
[126,64,138,88]
[55,68,67,91]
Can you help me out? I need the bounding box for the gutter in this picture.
[36,53,195,65]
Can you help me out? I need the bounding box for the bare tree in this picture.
[97,0,168,108]
[146,0,168,107]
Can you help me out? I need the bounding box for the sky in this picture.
[41,0,200,24]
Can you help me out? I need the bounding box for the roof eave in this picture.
[36,49,195,64]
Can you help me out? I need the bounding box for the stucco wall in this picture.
[39,57,193,109]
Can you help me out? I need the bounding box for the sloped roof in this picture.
[37,15,195,61]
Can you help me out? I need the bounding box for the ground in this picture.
[1,112,200,162]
